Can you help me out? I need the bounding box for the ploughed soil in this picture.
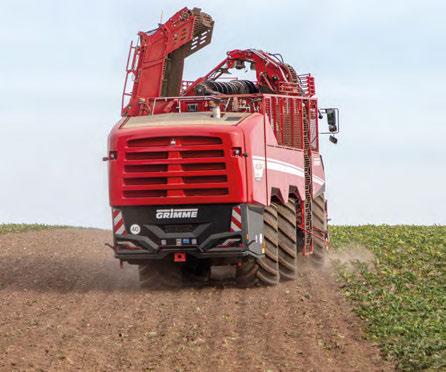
[0,229,393,371]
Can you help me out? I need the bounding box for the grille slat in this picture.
[123,158,225,165]
[126,151,168,160]
[182,162,225,171]
[122,182,229,191]
[185,189,228,196]
[123,169,227,178]
[128,136,222,147]
[124,164,167,173]
[125,144,224,153]
[124,177,167,186]
[181,150,224,158]
[183,175,227,184]
[123,190,167,198]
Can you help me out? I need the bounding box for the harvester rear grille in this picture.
[122,136,229,200]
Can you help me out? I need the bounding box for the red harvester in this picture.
[105,7,339,287]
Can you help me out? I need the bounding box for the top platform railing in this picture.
[134,92,318,152]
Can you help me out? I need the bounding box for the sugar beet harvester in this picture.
[105,7,339,287]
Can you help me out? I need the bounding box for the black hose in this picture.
[195,80,259,95]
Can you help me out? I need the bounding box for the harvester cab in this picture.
[105,7,338,287]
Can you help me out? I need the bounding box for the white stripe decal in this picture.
[314,178,324,185]
[230,222,241,231]
[113,213,122,226]
[221,238,239,246]
[116,225,125,235]
[267,159,304,177]
[252,156,324,186]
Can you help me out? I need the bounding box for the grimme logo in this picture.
[156,208,198,219]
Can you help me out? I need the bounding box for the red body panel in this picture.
[108,119,248,206]
[108,112,325,208]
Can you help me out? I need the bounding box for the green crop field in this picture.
[331,225,446,371]
[0,223,62,235]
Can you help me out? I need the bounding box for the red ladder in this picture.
[302,100,314,255]
[121,41,141,116]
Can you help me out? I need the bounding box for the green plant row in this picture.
[0,223,62,235]
[330,225,446,371]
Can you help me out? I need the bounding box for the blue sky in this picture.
[1,0,445,227]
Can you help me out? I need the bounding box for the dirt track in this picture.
[0,229,393,371]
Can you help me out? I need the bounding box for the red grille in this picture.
[122,136,228,199]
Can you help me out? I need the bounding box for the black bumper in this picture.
[111,203,264,262]
[113,232,259,262]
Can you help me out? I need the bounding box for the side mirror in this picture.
[319,107,340,135]
[326,109,337,132]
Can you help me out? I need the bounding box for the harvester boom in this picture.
[122,7,214,116]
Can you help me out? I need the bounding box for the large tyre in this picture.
[311,194,328,265]
[138,258,183,289]
[277,199,298,281]
[236,204,279,287]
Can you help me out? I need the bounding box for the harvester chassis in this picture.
[106,7,336,287]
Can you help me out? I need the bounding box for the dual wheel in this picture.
[236,194,327,287]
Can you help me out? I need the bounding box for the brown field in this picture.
[0,228,393,371]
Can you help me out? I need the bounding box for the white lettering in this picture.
[155,208,199,219]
